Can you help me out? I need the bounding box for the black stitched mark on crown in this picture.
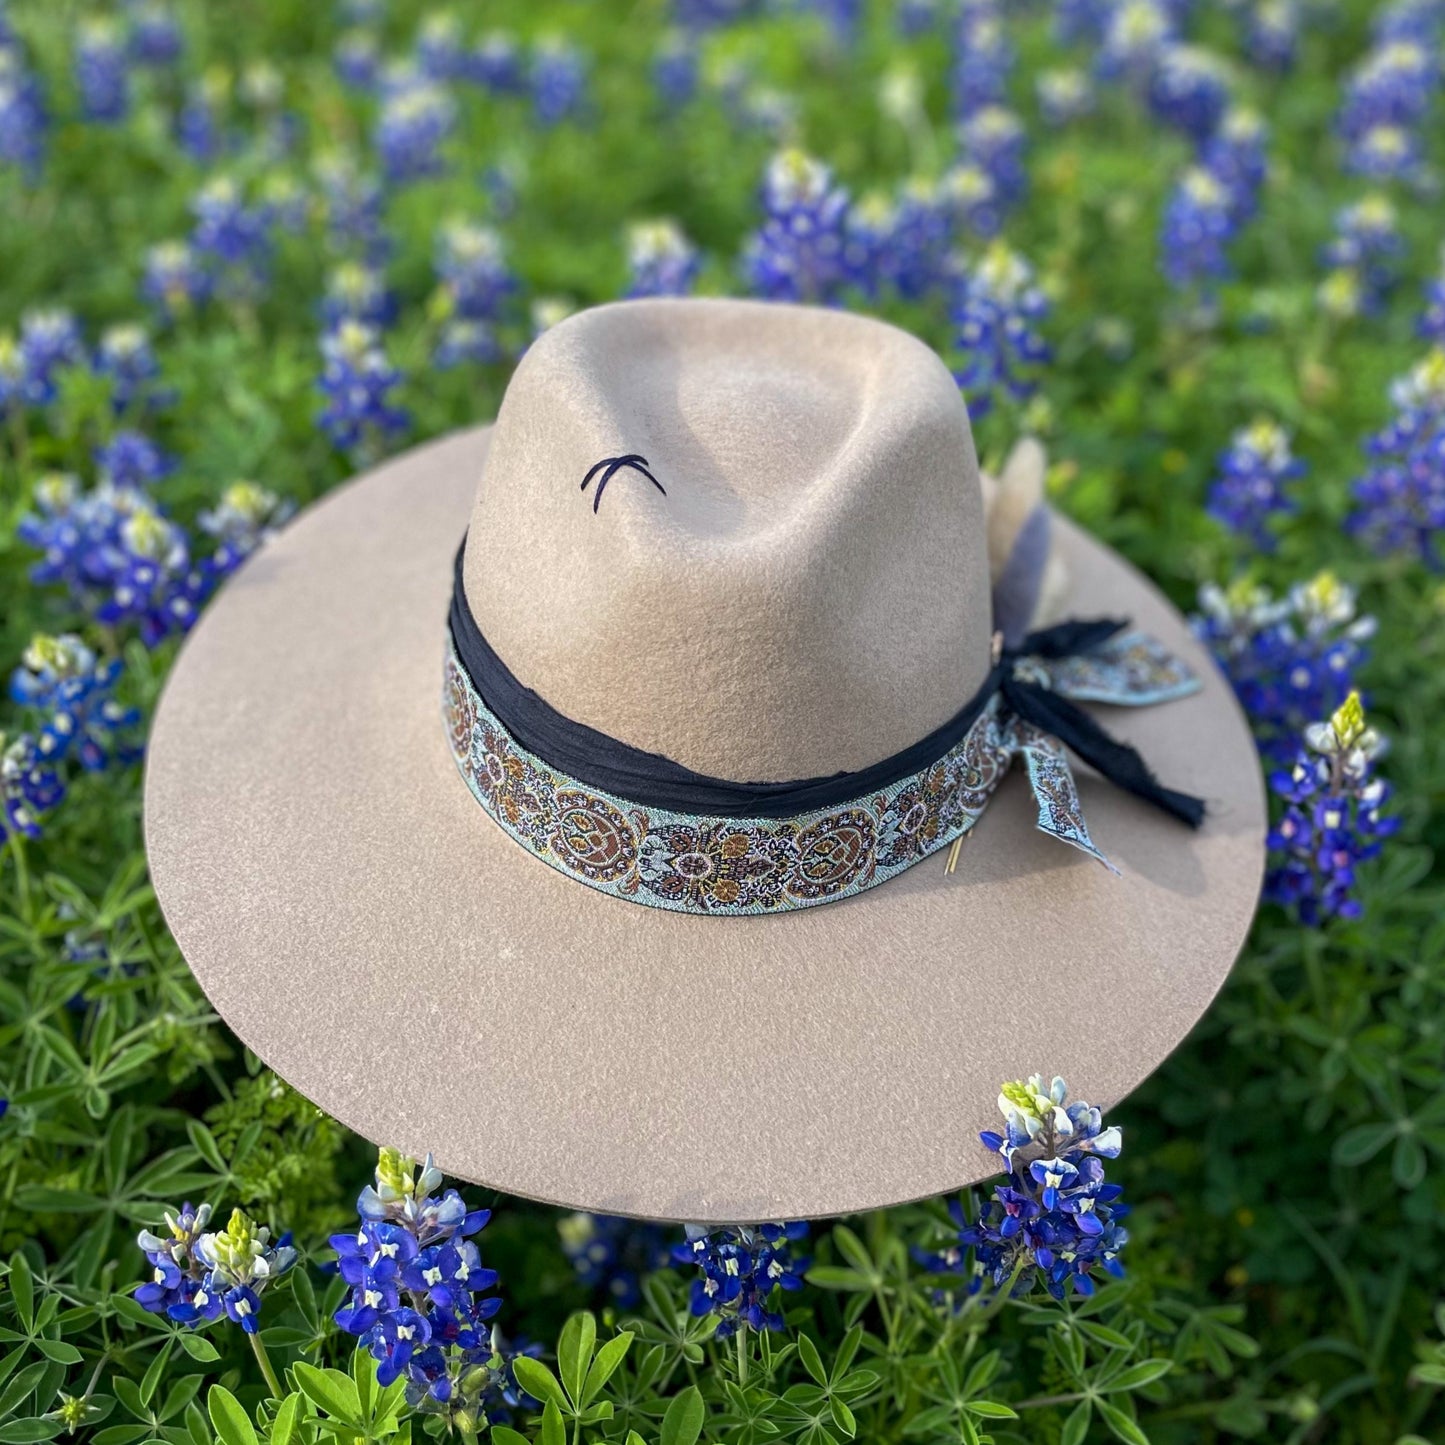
[580,454,666,514]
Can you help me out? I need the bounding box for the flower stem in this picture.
[735,1324,749,1388]
[248,1331,283,1400]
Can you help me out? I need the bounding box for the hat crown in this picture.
[463,298,992,781]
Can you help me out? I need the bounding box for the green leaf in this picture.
[539,1401,566,1445]
[1393,1131,1427,1190]
[1333,1122,1396,1168]
[1060,1400,1092,1445]
[141,1338,173,1407]
[828,1397,857,1437]
[659,1386,705,1445]
[268,1393,303,1445]
[489,1432,530,1445]
[830,1227,874,1276]
[6,1256,35,1333]
[511,1357,567,1413]
[796,1334,827,1386]
[291,1364,360,1425]
[1097,1399,1150,1445]
[176,1334,221,1364]
[804,1267,869,1292]
[0,1361,50,1418]
[0,1421,64,1444]
[581,1330,632,1406]
[1104,1359,1174,1393]
[964,1400,1018,1419]
[206,1388,258,1445]
[31,1340,81,1365]
[558,1311,596,1407]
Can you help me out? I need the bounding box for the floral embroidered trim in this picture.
[442,629,1200,915]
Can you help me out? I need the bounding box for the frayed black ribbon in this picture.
[449,538,1203,826]
[1001,620,1206,829]
[580,454,665,513]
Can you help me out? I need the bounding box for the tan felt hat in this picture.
[144,298,1265,1224]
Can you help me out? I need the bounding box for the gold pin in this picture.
[945,835,964,875]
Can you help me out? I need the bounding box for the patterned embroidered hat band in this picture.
[443,540,1206,916]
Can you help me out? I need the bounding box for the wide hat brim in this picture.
[145,425,1265,1224]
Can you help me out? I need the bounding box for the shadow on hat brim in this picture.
[144,426,1265,1224]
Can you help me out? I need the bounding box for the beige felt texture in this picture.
[146,412,1265,1223]
[463,298,994,781]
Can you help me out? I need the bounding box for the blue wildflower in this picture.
[743,148,851,304]
[1207,419,1305,549]
[1246,0,1300,73]
[653,31,698,109]
[332,1150,503,1415]
[322,262,396,329]
[1266,693,1399,924]
[672,1222,809,1338]
[191,177,273,302]
[941,160,1003,240]
[166,1207,295,1334]
[1338,40,1438,143]
[96,324,162,412]
[416,12,466,82]
[10,634,141,770]
[1322,194,1401,315]
[1148,45,1232,142]
[1036,67,1094,127]
[96,430,173,490]
[957,104,1028,212]
[530,37,587,126]
[18,472,137,607]
[141,240,212,320]
[0,47,48,181]
[315,153,388,259]
[134,1202,215,1320]
[625,219,700,298]
[334,29,380,89]
[18,309,85,406]
[1053,0,1112,44]
[559,1214,673,1309]
[1191,573,1375,762]
[467,32,523,94]
[1348,349,1445,566]
[1200,106,1269,223]
[674,0,756,30]
[74,18,130,124]
[2,731,66,839]
[435,221,515,320]
[952,3,1012,119]
[199,481,293,577]
[916,1076,1126,1302]
[127,1,183,67]
[317,320,409,458]
[898,0,940,35]
[1346,122,1427,184]
[96,506,209,647]
[952,241,1051,418]
[1160,166,1237,293]
[175,70,227,162]
[433,320,503,370]
[1097,0,1175,83]
[375,82,455,184]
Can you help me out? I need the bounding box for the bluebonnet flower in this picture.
[674,0,756,29]
[743,148,851,303]
[672,1222,809,1338]
[96,506,209,647]
[18,309,85,406]
[1266,694,1399,924]
[808,0,863,46]
[0,47,48,181]
[200,481,293,576]
[317,321,409,458]
[1191,573,1375,762]
[416,12,466,82]
[467,32,523,94]
[626,219,701,298]
[141,240,212,320]
[96,430,173,490]
[10,635,140,771]
[884,177,958,298]
[1345,122,1427,184]
[259,173,308,234]
[1159,166,1236,293]
[376,82,455,184]
[1148,45,1232,142]
[176,69,228,163]
[17,472,126,605]
[915,1077,1126,1301]
[127,1,183,67]
[191,178,273,301]
[1348,349,1445,565]
[1200,106,1269,223]
[74,19,130,124]
[95,324,161,412]
[332,1150,503,1417]
[952,241,1051,418]
[653,31,698,109]
[1338,40,1439,142]
[1422,256,1445,344]
[559,1214,672,1308]
[434,320,503,369]
[530,37,587,126]
[334,29,381,89]
[952,3,1011,119]
[1207,420,1305,548]
[898,0,940,35]
[1246,0,1300,72]
[138,1205,295,1334]
[1096,0,1176,83]
[1053,0,1112,44]
[1373,0,1445,44]
[2,731,65,839]
[315,153,388,259]
[1321,194,1402,315]
[322,262,396,329]
[1036,67,1094,127]
[840,193,897,299]
[957,105,1028,212]
[435,221,515,320]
